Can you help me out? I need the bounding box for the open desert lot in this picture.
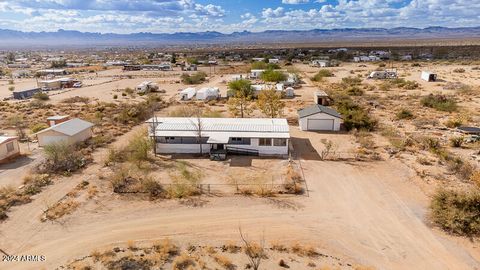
[1,47,480,270]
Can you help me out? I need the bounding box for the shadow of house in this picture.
[290,137,321,161]
[0,155,36,170]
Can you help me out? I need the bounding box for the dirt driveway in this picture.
[1,160,477,269]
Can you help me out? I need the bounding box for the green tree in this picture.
[256,88,285,118]
[227,79,253,97]
[261,70,286,82]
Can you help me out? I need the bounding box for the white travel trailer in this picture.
[421,71,437,82]
[196,87,220,100]
[180,87,196,100]
[136,81,158,93]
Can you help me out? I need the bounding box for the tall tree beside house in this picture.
[256,88,285,118]
[227,79,253,97]
[191,111,204,155]
[228,91,254,118]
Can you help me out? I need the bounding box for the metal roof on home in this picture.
[0,136,17,145]
[35,118,94,136]
[298,104,342,119]
[146,117,290,139]
[457,126,480,134]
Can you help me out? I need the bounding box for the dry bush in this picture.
[471,171,480,188]
[22,174,52,196]
[430,189,480,236]
[153,239,179,260]
[172,253,198,270]
[41,142,87,174]
[420,94,457,112]
[212,254,236,270]
[222,241,241,253]
[167,163,202,199]
[291,243,319,258]
[43,199,79,221]
[270,241,288,252]
[127,240,137,251]
[449,137,464,148]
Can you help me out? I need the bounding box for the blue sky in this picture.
[0,0,478,33]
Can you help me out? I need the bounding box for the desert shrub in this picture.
[42,142,86,173]
[450,137,464,148]
[411,63,421,67]
[127,130,153,163]
[430,189,480,236]
[311,69,333,82]
[391,78,419,90]
[30,123,49,133]
[32,92,49,101]
[167,163,202,199]
[341,76,362,86]
[453,68,466,73]
[378,81,392,91]
[181,71,207,84]
[291,243,319,258]
[396,108,414,120]
[22,174,52,196]
[212,254,235,270]
[141,177,164,198]
[420,94,457,112]
[61,96,90,104]
[261,69,286,82]
[444,116,464,128]
[346,86,364,96]
[113,94,118,99]
[334,95,377,131]
[8,86,14,92]
[172,253,197,270]
[471,171,480,188]
[251,62,279,70]
[121,92,127,97]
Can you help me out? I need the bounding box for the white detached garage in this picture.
[35,118,94,147]
[298,104,343,131]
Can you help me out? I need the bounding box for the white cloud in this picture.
[262,7,285,18]
[282,0,309,4]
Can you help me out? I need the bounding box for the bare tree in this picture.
[320,139,337,160]
[191,111,204,155]
[239,227,266,270]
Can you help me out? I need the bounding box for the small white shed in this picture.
[0,136,20,163]
[298,105,343,131]
[180,87,196,100]
[250,69,265,79]
[285,87,295,98]
[421,71,437,82]
[196,87,220,100]
[35,118,94,147]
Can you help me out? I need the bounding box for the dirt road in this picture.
[0,157,478,269]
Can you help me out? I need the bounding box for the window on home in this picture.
[230,137,250,145]
[6,142,14,152]
[273,138,287,147]
[258,138,272,146]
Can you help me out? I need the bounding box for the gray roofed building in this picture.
[298,104,342,119]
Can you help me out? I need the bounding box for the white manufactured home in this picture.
[146,117,290,159]
[298,104,343,131]
[35,118,94,147]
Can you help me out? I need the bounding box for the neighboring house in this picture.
[146,117,290,158]
[298,104,343,131]
[36,69,68,76]
[250,69,265,79]
[421,71,437,82]
[13,88,42,100]
[310,60,330,67]
[136,81,158,93]
[314,90,331,106]
[368,69,397,79]
[46,115,70,127]
[457,126,480,135]
[180,87,196,100]
[39,77,79,90]
[269,58,280,64]
[196,87,220,100]
[252,58,265,62]
[0,136,20,164]
[35,118,94,147]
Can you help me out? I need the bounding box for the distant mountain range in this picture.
[1,27,480,48]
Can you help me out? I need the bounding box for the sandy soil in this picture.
[0,61,479,270]
[1,126,478,270]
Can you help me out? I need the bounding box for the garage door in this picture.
[307,119,334,131]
